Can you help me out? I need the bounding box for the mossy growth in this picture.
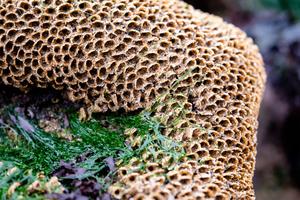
[0,161,64,200]
[0,106,185,199]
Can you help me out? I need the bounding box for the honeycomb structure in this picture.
[0,0,266,199]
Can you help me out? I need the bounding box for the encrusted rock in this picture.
[0,0,266,199]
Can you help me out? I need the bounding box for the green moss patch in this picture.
[0,106,185,199]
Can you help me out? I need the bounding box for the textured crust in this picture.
[0,0,266,199]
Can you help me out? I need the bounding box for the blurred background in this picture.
[182,0,300,199]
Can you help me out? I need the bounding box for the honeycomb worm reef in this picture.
[0,0,266,199]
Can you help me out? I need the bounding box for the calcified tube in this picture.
[0,0,266,199]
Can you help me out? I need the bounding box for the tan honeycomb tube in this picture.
[0,0,266,199]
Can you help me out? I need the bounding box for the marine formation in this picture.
[0,0,266,199]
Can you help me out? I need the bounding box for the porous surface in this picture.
[0,0,266,199]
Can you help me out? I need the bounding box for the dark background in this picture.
[182,0,300,199]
